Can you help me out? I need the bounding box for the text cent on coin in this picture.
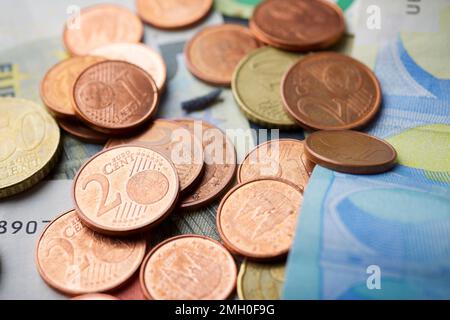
[140,235,236,300]
[36,210,146,295]
[304,130,397,174]
[73,60,159,134]
[217,178,302,260]
[72,145,179,235]
[281,52,381,131]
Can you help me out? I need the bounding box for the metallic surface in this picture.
[58,118,109,144]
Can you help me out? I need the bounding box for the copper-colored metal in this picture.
[63,4,143,56]
[111,272,146,300]
[72,145,179,236]
[136,0,213,29]
[89,43,167,90]
[40,56,105,118]
[249,0,345,51]
[185,24,261,86]
[217,178,302,261]
[281,52,382,131]
[35,209,146,295]
[73,60,159,134]
[105,119,204,194]
[305,130,397,174]
[71,293,119,300]
[238,139,311,190]
[58,118,108,144]
[175,119,237,210]
[140,235,237,300]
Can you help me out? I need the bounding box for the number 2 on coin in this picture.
[82,174,122,217]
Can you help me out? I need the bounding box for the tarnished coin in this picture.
[58,118,109,144]
[35,209,146,295]
[237,259,285,300]
[136,0,213,29]
[89,43,167,90]
[72,145,179,235]
[232,47,300,128]
[250,0,345,51]
[72,293,119,300]
[238,139,312,190]
[281,52,381,131]
[0,98,60,199]
[40,56,105,118]
[305,130,397,174]
[73,60,159,134]
[63,4,143,56]
[185,24,261,86]
[140,235,236,300]
[105,119,204,194]
[217,178,302,260]
[175,119,237,210]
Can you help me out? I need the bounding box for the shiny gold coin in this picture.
[0,98,60,199]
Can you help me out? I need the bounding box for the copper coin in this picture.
[89,43,167,90]
[72,293,119,300]
[63,4,143,56]
[40,56,105,118]
[140,235,236,300]
[35,209,146,295]
[136,0,213,29]
[111,272,146,300]
[185,24,261,86]
[304,130,397,174]
[72,145,179,236]
[105,119,204,194]
[249,0,345,51]
[238,139,312,190]
[217,178,302,260]
[281,52,382,131]
[175,119,237,210]
[73,60,159,134]
[58,118,109,144]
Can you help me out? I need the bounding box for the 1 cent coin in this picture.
[72,145,179,236]
[35,209,146,295]
[58,118,109,144]
[40,56,105,118]
[249,0,345,51]
[304,130,397,174]
[63,4,143,56]
[281,52,382,131]
[72,293,119,300]
[217,178,302,260]
[136,0,213,29]
[105,119,204,194]
[73,60,159,134]
[140,235,236,300]
[238,139,312,190]
[175,119,237,210]
[185,24,261,86]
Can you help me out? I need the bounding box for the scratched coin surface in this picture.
[140,235,237,300]
[185,24,261,86]
[58,118,109,144]
[63,4,143,56]
[232,47,300,128]
[136,0,213,29]
[40,56,105,118]
[0,98,60,199]
[73,60,159,134]
[237,259,285,300]
[217,178,302,260]
[36,209,146,295]
[175,119,237,210]
[72,145,179,235]
[305,130,397,174]
[89,43,167,90]
[105,120,204,194]
[281,52,381,131]
[250,0,345,51]
[238,139,312,190]
[71,293,119,300]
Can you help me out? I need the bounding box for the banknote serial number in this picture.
[0,220,50,235]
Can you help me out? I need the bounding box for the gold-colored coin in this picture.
[232,47,300,128]
[237,259,285,300]
[0,98,60,198]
